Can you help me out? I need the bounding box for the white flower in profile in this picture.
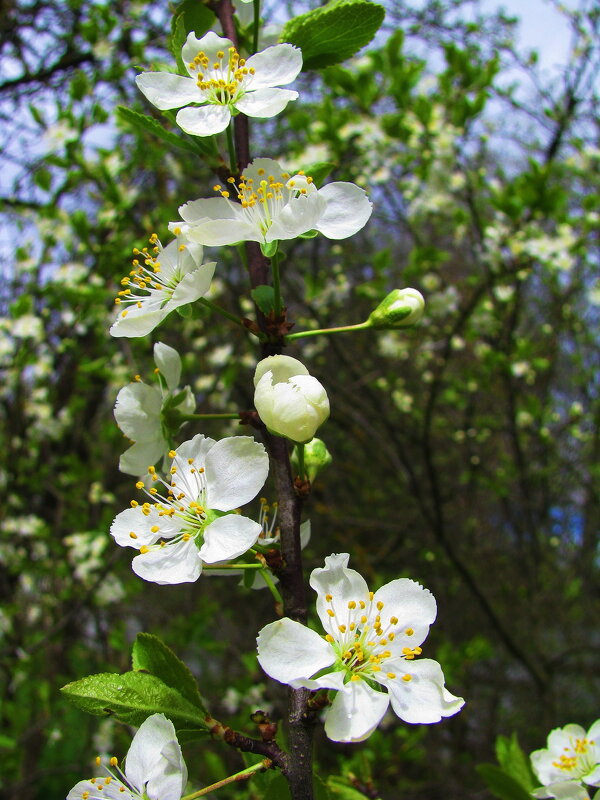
[67,713,187,800]
[531,721,600,799]
[135,31,302,137]
[257,553,464,743]
[110,232,215,338]
[110,434,269,584]
[253,355,330,443]
[114,342,195,476]
[170,158,372,247]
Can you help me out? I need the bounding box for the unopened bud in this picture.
[368,288,425,329]
[292,437,332,482]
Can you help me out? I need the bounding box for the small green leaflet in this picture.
[476,764,536,800]
[251,285,277,315]
[280,0,385,71]
[116,106,199,154]
[495,733,537,792]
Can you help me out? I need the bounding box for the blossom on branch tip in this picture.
[135,32,302,137]
[257,553,464,742]
[110,434,269,584]
[169,158,372,247]
[253,355,330,443]
[531,721,600,799]
[110,233,215,338]
[114,342,195,476]
[67,713,187,800]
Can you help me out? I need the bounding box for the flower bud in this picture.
[368,288,425,329]
[292,437,332,482]
[253,355,330,444]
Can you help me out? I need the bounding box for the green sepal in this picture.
[299,229,319,239]
[260,240,279,258]
[176,302,194,318]
[280,0,385,71]
[60,671,210,730]
[116,106,199,154]
[476,764,535,800]
[251,285,277,315]
[132,632,207,713]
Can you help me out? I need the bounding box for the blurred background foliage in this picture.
[0,0,599,798]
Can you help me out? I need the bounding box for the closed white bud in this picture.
[253,355,330,444]
[368,288,425,329]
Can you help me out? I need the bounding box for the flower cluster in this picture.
[531,721,600,800]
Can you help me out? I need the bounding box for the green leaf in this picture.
[116,105,199,154]
[263,774,292,800]
[251,285,276,314]
[34,168,52,192]
[171,1,215,58]
[61,671,210,730]
[495,733,537,791]
[280,0,385,70]
[303,161,336,186]
[132,633,207,713]
[327,776,371,799]
[476,764,535,800]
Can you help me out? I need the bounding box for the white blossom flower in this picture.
[135,31,302,137]
[170,158,372,246]
[110,233,215,338]
[257,553,464,742]
[253,355,330,443]
[531,721,600,799]
[114,342,195,476]
[67,713,187,800]
[110,434,269,584]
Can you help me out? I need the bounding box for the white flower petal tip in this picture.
[110,434,268,584]
[531,720,600,790]
[137,34,301,137]
[67,713,187,800]
[110,232,214,339]
[173,158,371,246]
[256,552,464,742]
[253,354,329,443]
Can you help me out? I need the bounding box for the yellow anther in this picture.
[402,674,412,682]
[105,777,112,785]
[327,609,335,617]
[134,374,142,382]
[135,481,144,489]
[360,615,367,624]
[130,500,138,508]
[95,756,101,765]
[377,601,384,610]
[82,793,90,800]
[387,672,396,679]
[404,627,413,635]
[369,591,374,600]
[182,533,191,541]
[168,450,177,458]
[325,593,332,601]
[325,634,334,643]
[338,625,346,633]
[151,525,159,533]
[129,532,138,539]
[350,674,361,682]
[359,601,366,609]
[388,632,395,640]
[148,466,156,473]
[140,546,150,554]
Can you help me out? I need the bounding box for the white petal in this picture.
[147,738,188,800]
[257,617,336,686]
[176,104,231,137]
[126,713,179,794]
[244,44,302,88]
[178,196,239,223]
[584,764,600,786]
[68,779,136,800]
[200,514,261,562]
[110,506,182,549]
[315,182,373,239]
[182,31,233,72]
[300,519,311,549]
[235,88,298,118]
[384,658,464,724]
[173,433,216,467]
[267,193,326,242]
[110,306,167,338]
[132,539,202,584]
[154,342,182,391]
[310,553,369,635]
[373,578,437,651]
[165,262,216,310]
[242,158,288,186]
[136,72,199,110]
[204,436,269,511]
[186,217,260,246]
[533,783,592,800]
[253,355,308,386]
[119,440,166,477]
[324,680,389,743]
[114,383,162,440]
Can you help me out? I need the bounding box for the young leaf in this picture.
[115,106,199,154]
[327,776,371,799]
[495,733,537,791]
[61,671,210,730]
[132,633,207,713]
[251,285,276,315]
[280,0,385,71]
[476,764,536,800]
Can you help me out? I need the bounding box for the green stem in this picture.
[271,250,282,315]
[285,320,372,341]
[181,760,270,800]
[203,563,263,570]
[199,296,244,327]
[226,123,237,173]
[260,567,284,606]
[179,413,240,421]
[252,0,260,53]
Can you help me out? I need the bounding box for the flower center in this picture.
[552,737,596,776]
[79,756,140,800]
[188,46,255,105]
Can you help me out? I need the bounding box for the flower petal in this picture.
[310,553,369,635]
[119,440,166,477]
[244,44,302,89]
[532,782,591,800]
[324,680,390,743]
[147,738,188,800]
[114,383,162,440]
[178,197,240,223]
[110,306,167,338]
[254,354,308,386]
[165,262,216,310]
[176,104,231,137]
[204,436,269,511]
[235,87,298,118]
[132,539,202,584]
[153,342,182,391]
[383,657,464,724]
[185,217,260,246]
[257,617,336,686]
[267,193,326,242]
[315,182,372,239]
[125,713,180,794]
[182,31,233,73]
[136,73,199,110]
[68,779,136,800]
[111,506,182,549]
[199,514,261,562]
[373,578,437,651]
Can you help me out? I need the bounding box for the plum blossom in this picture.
[253,355,330,443]
[136,31,302,137]
[114,342,195,476]
[531,721,600,800]
[67,713,187,800]
[257,553,464,742]
[110,434,269,584]
[170,158,372,247]
[110,232,215,338]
